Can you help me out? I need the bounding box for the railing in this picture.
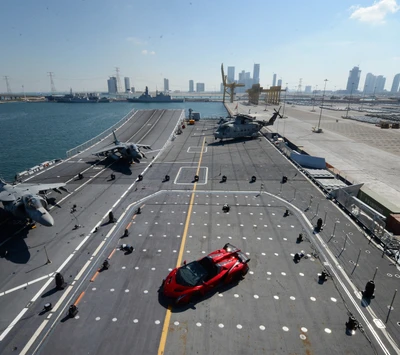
[66,109,136,158]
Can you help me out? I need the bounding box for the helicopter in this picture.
[214,107,282,141]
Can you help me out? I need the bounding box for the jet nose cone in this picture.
[39,213,54,227]
[29,208,54,227]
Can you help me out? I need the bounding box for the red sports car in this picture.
[160,243,250,305]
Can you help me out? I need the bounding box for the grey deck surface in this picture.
[0,110,398,355]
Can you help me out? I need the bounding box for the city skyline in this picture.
[1,0,400,93]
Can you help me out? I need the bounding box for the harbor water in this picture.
[0,101,227,181]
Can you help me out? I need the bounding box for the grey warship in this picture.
[127,86,184,103]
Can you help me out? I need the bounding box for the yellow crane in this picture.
[246,84,269,105]
[264,86,286,105]
[221,63,245,103]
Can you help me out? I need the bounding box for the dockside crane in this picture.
[221,63,245,103]
[264,85,286,105]
[247,84,269,105]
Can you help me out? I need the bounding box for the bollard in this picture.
[138,174,143,181]
[281,176,287,183]
[316,218,323,231]
[296,233,303,243]
[164,175,170,181]
[55,273,66,290]
[362,280,375,299]
[294,252,304,263]
[222,204,230,212]
[345,316,358,331]
[102,259,110,270]
[111,174,115,180]
[194,175,199,182]
[68,305,78,318]
[78,173,83,180]
[222,175,227,182]
[251,176,256,183]
[319,271,328,283]
[137,207,141,214]
[108,211,115,223]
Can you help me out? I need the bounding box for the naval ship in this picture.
[0,108,398,355]
[127,86,184,103]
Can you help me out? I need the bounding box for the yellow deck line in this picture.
[157,137,206,355]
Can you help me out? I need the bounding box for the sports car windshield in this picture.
[176,261,207,287]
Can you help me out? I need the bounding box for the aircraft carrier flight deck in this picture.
[0,109,399,355]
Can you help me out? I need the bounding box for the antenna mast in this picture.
[47,72,56,93]
[297,78,302,93]
[3,76,12,93]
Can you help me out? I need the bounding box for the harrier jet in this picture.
[0,179,66,226]
[93,131,151,163]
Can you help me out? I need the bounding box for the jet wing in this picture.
[92,143,126,156]
[20,182,67,194]
[0,191,16,202]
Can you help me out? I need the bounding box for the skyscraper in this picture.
[272,73,277,87]
[237,70,246,93]
[196,83,205,92]
[390,74,400,93]
[227,67,235,84]
[277,79,282,87]
[304,85,312,93]
[375,75,386,93]
[364,73,376,94]
[346,66,361,93]
[124,77,130,92]
[164,78,169,92]
[253,64,260,85]
[107,77,117,94]
[189,80,194,92]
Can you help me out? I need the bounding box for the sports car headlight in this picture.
[176,294,189,302]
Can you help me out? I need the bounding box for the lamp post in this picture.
[311,85,318,112]
[345,82,354,118]
[316,79,328,132]
[282,82,288,117]
[361,84,367,111]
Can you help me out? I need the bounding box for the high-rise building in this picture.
[375,75,386,93]
[390,74,400,93]
[164,78,169,92]
[227,67,235,83]
[253,64,260,85]
[245,72,252,90]
[272,73,277,87]
[237,70,246,93]
[124,77,130,92]
[304,85,312,93]
[238,70,245,83]
[107,77,117,94]
[196,83,205,92]
[364,73,376,94]
[189,80,194,92]
[277,79,282,87]
[346,66,361,93]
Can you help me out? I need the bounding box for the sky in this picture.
[1,0,399,93]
